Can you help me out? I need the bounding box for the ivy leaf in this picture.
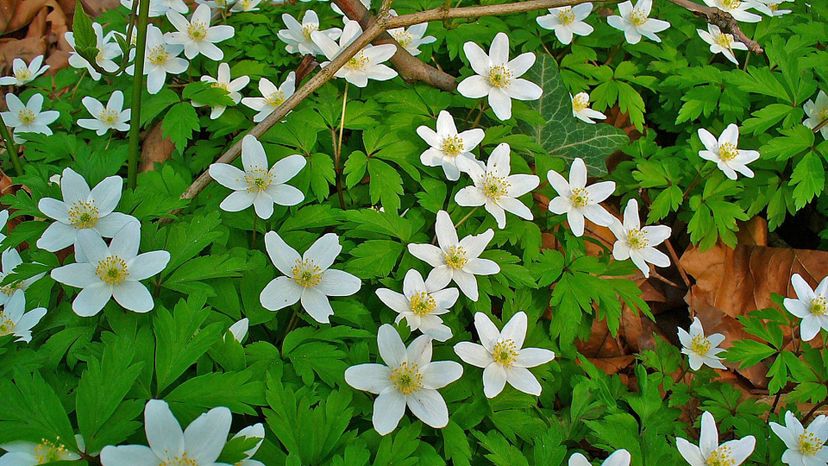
[162,102,200,152]
[518,54,628,176]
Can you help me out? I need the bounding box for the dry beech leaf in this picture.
[141,122,175,172]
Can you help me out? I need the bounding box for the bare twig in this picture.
[668,0,763,54]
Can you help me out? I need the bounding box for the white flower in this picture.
[0,290,46,343]
[569,450,632,466]
[331,0,369,15]
[228,317,249,343]
[194,63,249,119]
[36,168,137,252]
[607,0,671,44]
[547,158,615,237]
[678,317,726,371]
[0,438,81,464]
[751,0,794,16]
[65,23,121,81]
[387,12,436,56]
[208,135,305,219]
[78,90,131,135]
[676,411,756,466]
[138,24,189,95]
[376,269,459,342]
[455,143,540,229]
[100,399,231,466]
[344,324,462,435]
[697,123,760,180]
[1,93,59,144]
[260,232,361,323]
[50,222,170,316]
[230,0,262,11]
[0,210,8,243]
[697,24,748,65]
[278,10,342,56]
[804,90,828,141]
[457,32,542,121]
[784,274,828,342]
[454,312,555,398]
[571,91,606,124]
[536,3,595,45]
[770,411,828,465]
[0,248,46,305]
[312,20,397,88]
[241,73,296,123]
[702,0,763,22]
[609,199,671,278]
[197,0,237,9]
[120,0,188,17]
[165,4,235,60]
[0,55,49,86]
[229,424,265,466]
[407,210,499,302]
[416,110,484,181]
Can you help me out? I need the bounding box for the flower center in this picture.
[440,135,464,157]
[95,49,106,64]
[0,311,15,337]
[160,453,199,466]
[391,29,414,48]
[487,65,512,88]
[148,45,170,65]
[626,229,649,250]
[706,445,735,466]
[628,9,648,26]
[239,0,252,9]
[798,431,823,456]
[188,21,208,42]
[17,108,36,125]
[820,108,828,121]
[482,173,510,201]
[720,0,741,9]
[0,280,24,297]
[714,32,734,49]
[570,187,590,208]
[810,296,828,316]
[492,339,519,367]
[68,201,100,229]
[389,361,423,395]
[346,51,370,71]
[769,2,779,11]
[558,7,576,25]
[690,334,712,355]
[718,142,739,161]
[572,92,590,113]
[98,108,120,126]
[409,291,437,317]
[291,259,322,288]
[96,256,129,286]
[444,245,468,270]
[244,167,272,193]
[302,23,318,40]
[33,439,71,464]
[15,68,32,82]
[265,90,286,107]
[211,81,230,93]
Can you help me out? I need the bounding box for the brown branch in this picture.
[333,0,457,91]
[668,0,763,54]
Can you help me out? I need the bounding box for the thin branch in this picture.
[385,0,597,28]
[668,0,763,54]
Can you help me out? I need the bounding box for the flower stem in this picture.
[126,0,151,190]
[454,206,480,230]
[251,211,258,248]
[0,121,21,176]
[334,82,349,209]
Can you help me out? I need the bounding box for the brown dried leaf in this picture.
[141,123,175,172]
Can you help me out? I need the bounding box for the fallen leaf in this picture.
[141,122,175,172]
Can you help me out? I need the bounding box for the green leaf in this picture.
[442,422,472,466]
[72,0,98,64]
[0,370,77,447]
[790,152,825,209]
[368,158,404,212]
[163,254,250,296]
[76,334,144,453]
[725,340,777,367]
[183,81,235,108]
[153,297,224,392]
[166,370,265,417]
[344,240,404,279]
[518,55,628,176]
[162,102,200,152]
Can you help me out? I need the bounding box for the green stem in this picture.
[251,211,258,248]
[334,83,349,209]
[0,121,22,176]
[126,0,151,190]
[454,206,480,230]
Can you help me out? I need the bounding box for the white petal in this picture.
[318,269,361,296]
[300,288,334,323]
[373,390,406,436]
[304,233,341,270]
[482,363,508,398]
[506,366,542,395]
[407,389,449,428]
[73,284,112,316]
[515,348,555,368]
[113,281,154,312]
[454,342,493,368]
[259,276,302,311]
[344,364,392,394]
[145,399,185,460]
[183,407,232,464]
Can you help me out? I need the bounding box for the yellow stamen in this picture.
[17,109,36,125]
[409,291,437,316]
[389,361,423,395]
[482,173,510,201]
[487,65,512,89]
[96,256,129,286]
[572,92,590,113]
[68,201,100,229]
[440,135,465,157]
[718,142,739,161]
[628,9,648,26]
[187,22,208,42]
[346,51,370,71]
[690,334,712,355]
[557,7,576,25]
[148,45,170,65]
[444,245,468,270]
[706,445,735,466]
[492,339,519,367]
[244,167,272,193]
[291,259,322,288]
[810,297,828,316]
[626,229,649,250]
[570,187,590,208]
